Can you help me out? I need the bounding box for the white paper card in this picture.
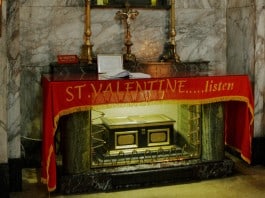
[97,54,123,74]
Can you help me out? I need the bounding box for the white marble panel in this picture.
[7,0,21,159]
[176,8,226,72]
[20,66,49,139]
[20,6,84,66]
[254,61,265,137]
[20,2,227,67]
[20,0,85,7]
[226,6,255,75]
[129,9,168,61]
[90,9,124,54]
[0,1,8,163]
[176,0,225,8]
[255,1,265,61]
[254,0,265,137]
[227,0,253,8]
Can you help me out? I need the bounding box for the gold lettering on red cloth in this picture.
[204,80,234,92]
[62,78,236,106]
[66,84,87,102]
[41,75,254,192]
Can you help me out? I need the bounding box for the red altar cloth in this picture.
[41,73,254,192]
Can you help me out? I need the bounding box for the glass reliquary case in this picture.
[59,102,202,173]
[91,103,201,168]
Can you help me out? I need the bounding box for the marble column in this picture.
[0,1,10,196]
[6,0,22,191]
[227,0,265,163]
[254,0,265,138]
[0,0,8,165]
[253,0,265,164]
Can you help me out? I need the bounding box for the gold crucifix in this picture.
[116,2,139,62]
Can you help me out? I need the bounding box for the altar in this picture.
[41,72,254,193]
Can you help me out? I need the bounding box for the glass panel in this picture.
[90,102,201,168]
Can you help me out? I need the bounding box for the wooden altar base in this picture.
[56,158,234,195]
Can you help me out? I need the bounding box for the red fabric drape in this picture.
[41,74,254,192]
[225,101,253,162]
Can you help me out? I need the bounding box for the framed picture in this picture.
[97,54,123,74]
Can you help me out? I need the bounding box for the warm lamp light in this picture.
[151,0,157,6]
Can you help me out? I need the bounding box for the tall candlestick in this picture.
[170,0,180,62]
[81,0,93,64]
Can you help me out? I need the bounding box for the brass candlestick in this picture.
[80,0,94,64]
[116,2,139,62]
[169,0,180,62]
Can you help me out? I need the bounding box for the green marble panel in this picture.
[201,103,224,161]
[60,111,91,174]
[176,104,201,156]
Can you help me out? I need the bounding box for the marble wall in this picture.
[227,0,255,77]
[226,0,265,138]
[253,0,265,138]
[1,0,264,162]
[0,0,8,163]
[7,0,21,159]
[19,1,227,148]
[175,0,227,72]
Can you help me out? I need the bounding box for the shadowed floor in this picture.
[10,154,265,198]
